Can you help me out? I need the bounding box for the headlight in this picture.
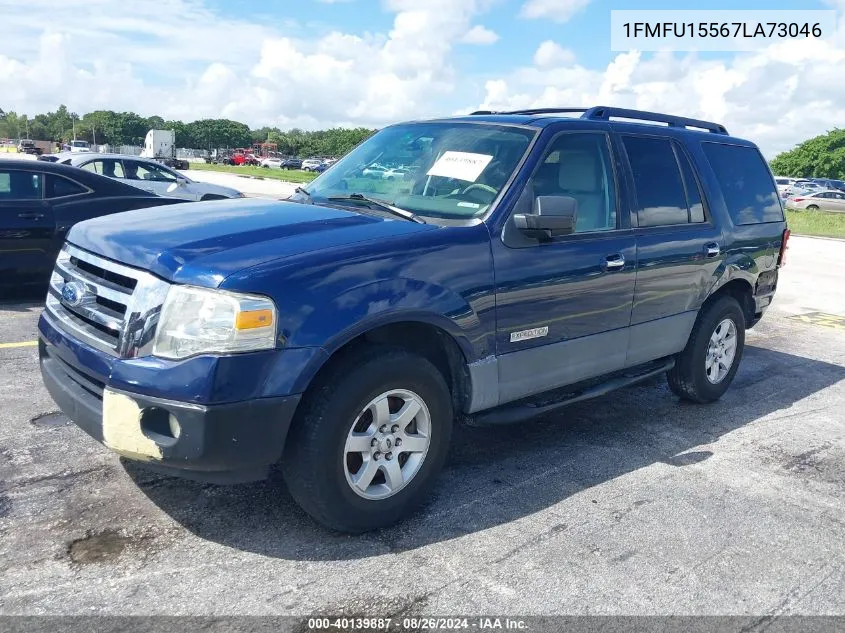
[152,286,277,360]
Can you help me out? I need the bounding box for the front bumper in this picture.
[40,340,301,483]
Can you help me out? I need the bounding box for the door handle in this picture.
[18,212,45,220]
[603,253,625,271]
[705,243,721,257]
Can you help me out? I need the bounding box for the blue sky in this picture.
[0,0,843,156]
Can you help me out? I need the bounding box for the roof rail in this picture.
[470,108,589,116]
[581,106,728,135]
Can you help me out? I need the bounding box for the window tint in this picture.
[0,170,42,200]
[624,136,689,227]
[126,162,176,182]
[47,175,87,198]
[81,160,125,178]
[676,146,706,223]
[528,132,617,233]
[702,143,783,224]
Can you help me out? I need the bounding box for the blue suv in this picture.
[39,107,789,532]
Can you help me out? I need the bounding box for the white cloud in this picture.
[0,0,488,129]
[461,25,500,45]
[2,0,845,158]
[480,10,845,158]
[533,41,575,67]
[520,0,592,23]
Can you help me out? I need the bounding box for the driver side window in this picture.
[527,132,618,233]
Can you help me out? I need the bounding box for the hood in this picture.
[195,182,241,198]
[67,198,434,286]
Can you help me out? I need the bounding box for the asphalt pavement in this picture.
[1,236,844,616]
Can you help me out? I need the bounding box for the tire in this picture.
[200,194,227,201]
[667,295,745,403]
[282,346,453,533]
[807,204,820,211]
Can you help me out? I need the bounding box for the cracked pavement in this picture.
[1,236,844,616]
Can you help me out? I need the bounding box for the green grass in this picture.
[785,209,845,239]
[188,162,317,184]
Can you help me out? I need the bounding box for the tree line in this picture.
[0,105,376,157]
[769,129,845,179]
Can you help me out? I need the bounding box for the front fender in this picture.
[286,279,483,395]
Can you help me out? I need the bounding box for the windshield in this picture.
[303,122,536,219]
[71,141,89,148]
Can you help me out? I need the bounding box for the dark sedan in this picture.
[280,158,303,170]
[1,159,185,292]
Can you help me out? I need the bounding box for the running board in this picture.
[471,358,675,426]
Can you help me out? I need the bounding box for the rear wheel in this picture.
[282,347,453,533]
[807,204,820,211]
[667,295,745,403]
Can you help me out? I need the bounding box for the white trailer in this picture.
[141,130,187,169]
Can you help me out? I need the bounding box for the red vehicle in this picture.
[231,149,259,166]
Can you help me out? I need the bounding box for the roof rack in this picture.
[583,106,728,134]
[470,107,590,116]
[470,105,728,135]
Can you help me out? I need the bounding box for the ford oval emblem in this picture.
[61,281,86,308]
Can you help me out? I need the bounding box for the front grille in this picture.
[45,244,171,357]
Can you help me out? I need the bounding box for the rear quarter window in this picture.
[702,143,783,224]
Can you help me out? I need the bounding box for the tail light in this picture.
[792,197,804,202]
[777,228,791,267]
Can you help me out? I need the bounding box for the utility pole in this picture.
[72,116,76,141]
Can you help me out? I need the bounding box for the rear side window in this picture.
[81,159,125,179]
[47,175,88,198]
[702,143,783,224]
[624,136,704,227]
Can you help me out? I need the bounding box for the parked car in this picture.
[774,177,796,195]
[383,167,411,180]
[301,159,323,171]
[793,179,823,192]
[280,158,303,170]
[68,140,91,153]
[362,165,388,178]
[810,178,845,192]
[260,157,283,169]
[57,154,244,201]
[38,107,787,533]
[785,189,845,213]
[0,159,185,290]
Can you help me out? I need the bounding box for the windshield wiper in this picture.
[327,193,426,224]
[294,186,311,199]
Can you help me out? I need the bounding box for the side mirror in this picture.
[513,195,578,239]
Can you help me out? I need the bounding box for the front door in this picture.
[0,168,55,290]
[491,128,637,405]
[125,160,189,199]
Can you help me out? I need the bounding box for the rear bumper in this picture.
[40,339,300,483]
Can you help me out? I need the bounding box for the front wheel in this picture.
[667,295,745,403]
[282,347,453,533]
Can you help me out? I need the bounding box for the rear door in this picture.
[0,168,56,289]
[620,134,724,366]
